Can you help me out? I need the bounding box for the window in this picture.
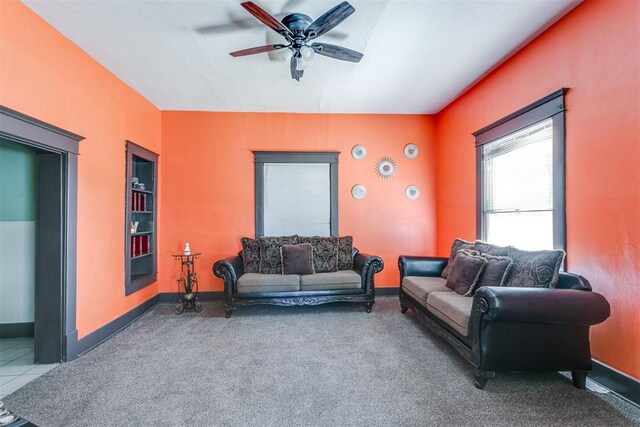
[254,152,338,237]
[474,89,566,251]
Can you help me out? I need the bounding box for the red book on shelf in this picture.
[131,236,136,257]
[137,235,143,256]
[142,235,149,254]
[132,191,137,211]
[140,194,145,211]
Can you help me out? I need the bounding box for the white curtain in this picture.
[482,118,554,250]
[263,163,331,236]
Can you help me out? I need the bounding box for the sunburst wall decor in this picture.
[375,156,397,179]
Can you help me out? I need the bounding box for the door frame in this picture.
[0,105,84,362]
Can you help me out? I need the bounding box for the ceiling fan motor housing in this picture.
[282,13,313,36]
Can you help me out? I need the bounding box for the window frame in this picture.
[253,151,339,237]
[474,88,567,250]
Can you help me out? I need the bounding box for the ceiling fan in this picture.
[229,1,364,81]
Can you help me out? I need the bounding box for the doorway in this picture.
[0,106,84,364]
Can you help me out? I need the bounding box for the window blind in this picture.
[263,163,331,236]
[482,118,554,250]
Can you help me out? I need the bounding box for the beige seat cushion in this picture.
[237,273,300,293]
[426,292,474,336]
[402,276,451,305]
[300,270,362,291]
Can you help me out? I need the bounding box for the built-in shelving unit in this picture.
[125,141,158,295]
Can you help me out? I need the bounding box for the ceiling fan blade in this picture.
[310,42,363,62]
[241,2,292,39]
[290,55,303,81]
[305,1,355,40]
[230,44,286,57]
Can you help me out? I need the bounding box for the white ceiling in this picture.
[23,0,581,114]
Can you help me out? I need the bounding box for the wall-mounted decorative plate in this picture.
[375,156,396,179]
[404,143,419,159]
[405,185,420,200]
[351,145,367,160]
[351,184,367,199]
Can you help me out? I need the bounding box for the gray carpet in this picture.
[4,297,639,426]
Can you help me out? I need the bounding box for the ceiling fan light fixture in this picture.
[295,56,308,71]
[301,46,315,61]
[279,48,293,62]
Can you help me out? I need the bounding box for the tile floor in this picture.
[0,338,58,399]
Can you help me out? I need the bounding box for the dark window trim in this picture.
[0,104,85,362]
[254,151,339,237]
[474,89,567,251]
[124,141,159,295]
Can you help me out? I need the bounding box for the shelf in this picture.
[126,141,158,296]
[132,188,154,194]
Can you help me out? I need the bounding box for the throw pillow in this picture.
[504,247,565,288]
[441,238,475,279]
[240,237,261,273]
[474,240,510,257]
[299,236,339,273]
[280,244,314,275]
[258,235,299,274]
[445,249,488,296]
[337,236,354,270]
[475,254,514,290]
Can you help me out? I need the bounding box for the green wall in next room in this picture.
[0,137,36,326]
[0,138,36,221]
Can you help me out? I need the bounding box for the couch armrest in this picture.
[353,252,384,292]
[474,287,610,326]
[213,255,244,294]
[398,256,448,279]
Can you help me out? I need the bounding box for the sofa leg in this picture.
[571,371,587,389]
[364,302,373,313]
[474,369,488,389]
[400,304,408,314]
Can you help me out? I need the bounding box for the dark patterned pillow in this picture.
[299,236,339,273]
[258,235,299,274]
[441,238,475,279]
[474,240,510,257]
[280,244,314,275]
[337,236,354,270]
[503,247,565,288]
[475,254,514,290]
[445,249,488,296]
[240,237,261,273]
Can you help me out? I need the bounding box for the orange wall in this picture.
[435,0,640,379]
[0,1,161,338]
[160,112,437,290]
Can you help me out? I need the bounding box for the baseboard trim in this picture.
[74,295,159,357]
[377,287,399,296]
[0,322,34,338]
[590,360,640,408]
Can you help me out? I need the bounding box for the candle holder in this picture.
[172,252,202,314]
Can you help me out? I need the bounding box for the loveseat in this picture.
[214,235,384,317]
[399,239,610,389]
